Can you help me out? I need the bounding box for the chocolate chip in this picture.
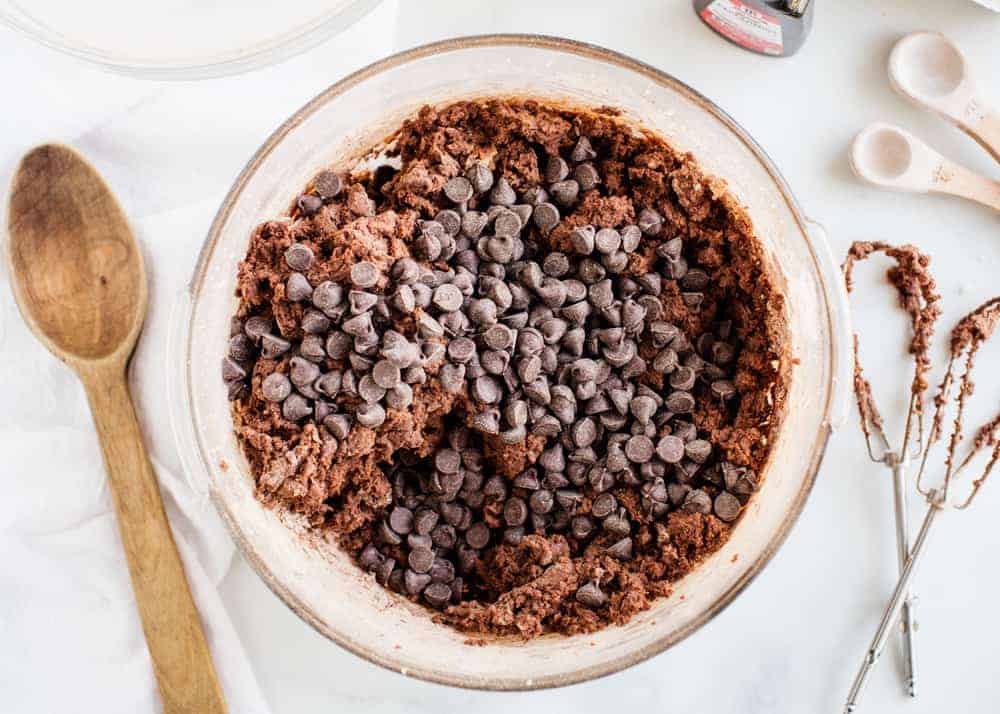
[287,357,318,388]
[522,186,549,206]
[259,334,290,360]
[430,557,456,584]
[570,225,595,255]
[503,497,529,527]
[550,386,577,424]
[282,393,311,421]
[606,537,633,560]
[408,547,435,574]
[225,379,247,400]
[243,316,272,344]
[311,281,344,316]
[666,367,696,394]
[296,310,327,336]
[297,194,322,216]
[571,135,597,162]
[286,272,313,302]
[284,243,314,272]
[532,202,560,233]
[680,268,710,291]
[683,489,712,514]
[592,492,617,519]
[573,163,600,192]
[413,509,439,536]
[529,489,555,515]
[576,581,607,608]
[367,360,401,391]
[461,211,488,239]
[714,491,742,522]
[565,513,593,541]
[685,439,712,464]
[732,472,758,502]
[470,375,501,405]
[389,506,414,535]
[444,176,474,204]
[374,557,396,586]
[493,209,522,238]
[624,435,654,463]
[433,209,461,236]
[490,177,516,206]
[221,357,246,382]
[712,379,737,400]
[424,581,452,609]
[549,179,580,207]
[431,523,457,549]
[347,291,376,316]
[588,466,615,492]
[323,413,351,440]
[542,252,570,278]
[682,292,704,310]
[594,228,621,255]
[416,233,441,261]
[466,163,494,194]
[665,390,695,413]
[494,527,520,548]
[356,402,386,428]
[603,509,631,536]
[621,224,642,253]
[545,155,570,183]
[404,569,432,595]
[637,207,662,235]
[228,334,254,365]
[588,279,614,309]
[465,522,490,549]
[663,255,688,280]
[314,171,343,200]
[359,543,382,570]
[511,467,540,491]
[656,435,685,463]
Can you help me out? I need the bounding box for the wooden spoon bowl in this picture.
[9,145,146,362]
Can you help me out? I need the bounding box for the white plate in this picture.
[0,0,383,79]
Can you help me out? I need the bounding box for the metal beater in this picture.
[843,242,943,699]
[844,296,1000,712]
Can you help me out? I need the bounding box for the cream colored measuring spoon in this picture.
[889,31,1000,163]
[850,123,1000,212]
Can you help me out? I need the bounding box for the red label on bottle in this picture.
[700,0,784,56]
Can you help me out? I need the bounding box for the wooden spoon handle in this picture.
[80,365,227,714]
[931,159,1000,212]
[970,112,1000,165]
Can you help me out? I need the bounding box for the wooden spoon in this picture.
[6,144,227,714]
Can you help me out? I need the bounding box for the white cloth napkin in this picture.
[0,2,399,712]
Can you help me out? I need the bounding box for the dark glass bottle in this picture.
[693,0,814,58]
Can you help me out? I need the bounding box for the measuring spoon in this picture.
[889,31,1000,162]
[850,122,1000,212]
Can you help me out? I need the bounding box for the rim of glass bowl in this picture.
[180,34,846,690]
[0,0,382,80]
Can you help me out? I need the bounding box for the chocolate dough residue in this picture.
[926,297,1000,486]
[843,241,942,453]
[228,98,786,638]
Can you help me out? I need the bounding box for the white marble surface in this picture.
[3,1,1000,712]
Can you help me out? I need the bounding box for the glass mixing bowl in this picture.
[170,35,853,689]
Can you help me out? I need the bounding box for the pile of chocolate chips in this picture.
[223,136,758,611]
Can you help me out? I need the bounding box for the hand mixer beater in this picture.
[842,241,943,700]
[844,282,1000,711]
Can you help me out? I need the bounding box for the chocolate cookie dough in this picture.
[224,98,785,638]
